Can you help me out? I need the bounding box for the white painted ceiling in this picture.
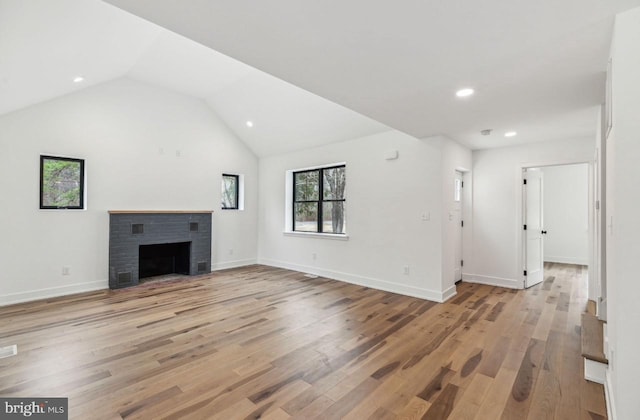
[0,0,159,115]
[0,0,388,157]
[3,0,640,153]
[127,30,388,156]
[103,0,640,150]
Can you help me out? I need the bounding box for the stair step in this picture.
[581,313,608,364]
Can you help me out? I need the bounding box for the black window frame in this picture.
[39,155,85,210]
[221,173,240,210]
[293,164,345,234]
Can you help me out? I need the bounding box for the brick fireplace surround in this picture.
[108,211,212,289]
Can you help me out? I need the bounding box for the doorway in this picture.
[523,163,590,288]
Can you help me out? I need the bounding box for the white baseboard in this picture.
[211,258,257,271]
[584,358,606,384]
[258,258,455,303]
[462,273,522,289]
[544,256,588,265]
[0,280,107,307]
[441,285,457,302]
[605,369,616,420]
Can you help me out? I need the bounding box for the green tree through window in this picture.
[221,174,239,209]
[40,155,84,209]
[293,165,345,233]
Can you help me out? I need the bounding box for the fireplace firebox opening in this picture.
[139,242,191,280]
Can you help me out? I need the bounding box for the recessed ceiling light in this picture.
[456,88,474,98]
[73,76,85,83]
[246,121,254,128]
[505,131,517,137]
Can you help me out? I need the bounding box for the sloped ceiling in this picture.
[3,0,640,154]
[104,0,640,149]
[0,0,160,115]
[0,0,389,157]
[128,32,390,157]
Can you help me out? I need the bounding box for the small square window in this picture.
[40,155,85,209]
[221,174,239,210]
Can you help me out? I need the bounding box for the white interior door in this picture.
[453,171,463,282]
[525,169,544,288]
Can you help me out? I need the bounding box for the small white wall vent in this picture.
[0,345,17,359]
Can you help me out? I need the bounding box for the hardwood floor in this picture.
[0,263,606,419]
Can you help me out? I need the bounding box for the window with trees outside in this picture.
[40,155,85,209]
[221,174,239,209]
[293,165,345,234]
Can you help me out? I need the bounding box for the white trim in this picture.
[462,273,522,289]
[0,280,106,307]
[211,258,257,271]
[283,231,349,241]
[584,358,606,384]
[543,256,589,265]
[238,173,245,211]
[288,161,347,173]
[259,258,455,303]
[605,369,616,420]
[441,284,457,302]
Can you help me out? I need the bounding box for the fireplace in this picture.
[108,211,212,289]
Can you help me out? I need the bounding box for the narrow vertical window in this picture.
[221,174,239,210]
[40,155,85,209]
[454,178,462,202]
[293,165,345,234]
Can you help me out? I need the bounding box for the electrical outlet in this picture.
[62,266,71,276]
[403,265,410,275]
[228,248,234,255]
[421,212,430,221]
[312,253,317,260]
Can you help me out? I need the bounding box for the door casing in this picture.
[519,160,595,290]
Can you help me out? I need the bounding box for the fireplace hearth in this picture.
[108,211,212,289]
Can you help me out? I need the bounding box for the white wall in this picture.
[541,164,589,265]
[0,78,258,305]
[257,131,462,302]
[605,7,640,419]
[467,138,595,289]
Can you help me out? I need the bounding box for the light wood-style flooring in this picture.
[0,263,606,419]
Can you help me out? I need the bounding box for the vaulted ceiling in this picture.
[3,0,640,155]
[0,0,388,157]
